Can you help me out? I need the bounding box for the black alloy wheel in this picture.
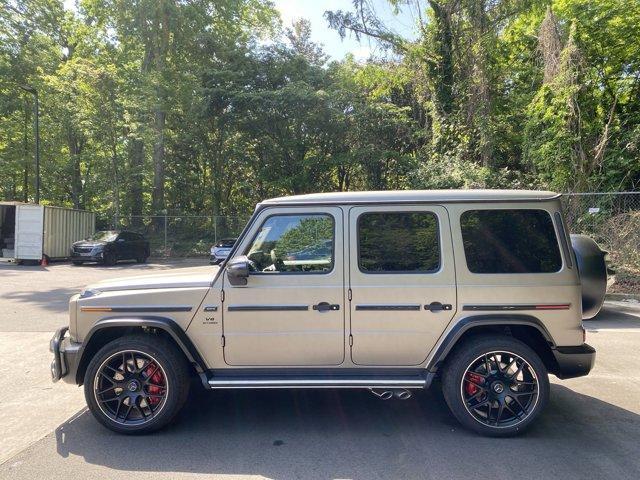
[84,335,190,434]
[461,351,539,428]
[93,350,169,425]
[442,335,549,437]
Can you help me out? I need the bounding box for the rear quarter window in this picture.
[460,209,562,274]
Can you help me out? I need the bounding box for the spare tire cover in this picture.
[571,234,608,319]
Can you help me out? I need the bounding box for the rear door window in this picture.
[460,209,562,273]
[358,212,440,273]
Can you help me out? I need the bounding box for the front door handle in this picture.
[425,301,452,312]
[313,302,340,312]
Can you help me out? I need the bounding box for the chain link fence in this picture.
[562,192,640,293]
[111,215,249,258]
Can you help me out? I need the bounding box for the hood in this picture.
[85,266,219,293]
[74,240,107,248]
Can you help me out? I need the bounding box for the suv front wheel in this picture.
[442,335,549,437]
[84,334,190,434]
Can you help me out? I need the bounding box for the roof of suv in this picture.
[261,189,560,206]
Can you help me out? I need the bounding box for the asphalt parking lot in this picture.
[1,261,639,480]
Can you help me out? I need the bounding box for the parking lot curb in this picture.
[605,293,640,303]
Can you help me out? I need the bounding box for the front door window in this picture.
[245,214,334,273]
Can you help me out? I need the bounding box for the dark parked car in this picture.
[70,230,150,266]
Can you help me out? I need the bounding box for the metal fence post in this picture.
[164,215,168,257]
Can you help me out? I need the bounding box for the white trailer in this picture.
[0,202,95,263]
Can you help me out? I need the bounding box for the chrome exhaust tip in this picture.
[369,388,393,400]
[393,389,412,400]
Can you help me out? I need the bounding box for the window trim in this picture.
[554,211,572,269]
[356,210,442,275]
[243,212,336,276]
[460,208,563,275]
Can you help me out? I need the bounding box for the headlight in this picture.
[79,288,101,299]
[90,246,103,255]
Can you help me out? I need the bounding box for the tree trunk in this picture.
[150,2,171,230]
[128,139,144,228]
[426,0,455,155]
[111,141,120,227]
[469,0,493,167]
[428,1,454,119]
[68,130,83,209]
[151,106,166,218]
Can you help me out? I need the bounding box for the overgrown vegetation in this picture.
[1,0,639,224]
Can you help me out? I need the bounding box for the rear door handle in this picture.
[313,302,340,312]
[425,301,452,312]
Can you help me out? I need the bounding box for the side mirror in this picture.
[226,256,250,286]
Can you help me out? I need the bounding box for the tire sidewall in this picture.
[84,335,189,434]
[103,251,116,266]
[442,335,550,437]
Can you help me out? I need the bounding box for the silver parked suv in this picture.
[50,190,606,436]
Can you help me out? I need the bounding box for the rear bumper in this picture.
[49,327,82,384]
[552,343,596,379]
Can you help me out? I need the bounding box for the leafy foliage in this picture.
[1,0,638,225]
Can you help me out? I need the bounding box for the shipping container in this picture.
[0,202,95,263]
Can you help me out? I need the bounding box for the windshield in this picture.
[216,239,236,248]
[89,231,119,242]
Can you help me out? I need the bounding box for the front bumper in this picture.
[210,254,228,264]
[70,252,103,262]
[49,326,82,384]
[552,343,596,379]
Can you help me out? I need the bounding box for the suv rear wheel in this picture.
[441,335,549,437]
[84,334,190,434]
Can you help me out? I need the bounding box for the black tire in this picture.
[84,334,190,434]
[72,261,83,266]
[136,254,148,264]
[103,251,117,266]
[441,335,549,437]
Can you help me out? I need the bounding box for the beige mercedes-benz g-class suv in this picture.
[50,190,606,436]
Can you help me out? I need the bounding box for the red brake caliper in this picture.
[145,363,164,405]
[465,372,484,396]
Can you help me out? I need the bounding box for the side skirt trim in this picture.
[204,369,434,390]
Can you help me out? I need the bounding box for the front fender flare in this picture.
[76,316,208,384]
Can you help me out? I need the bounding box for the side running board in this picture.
[206,370,433,389]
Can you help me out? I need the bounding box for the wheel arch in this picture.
[427,314,560,375]
[75,316,208,385]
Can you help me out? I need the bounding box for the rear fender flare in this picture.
[426,314,555,373]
